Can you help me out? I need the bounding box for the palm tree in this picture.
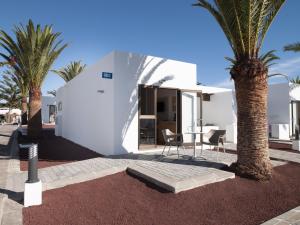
[284,42,300,52]
[0,20,67,137]
[4,68,29,124]
[52,61,86,82]
[194,0,286,180]
[0,74,21,122]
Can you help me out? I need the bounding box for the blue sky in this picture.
[0,0,299,94]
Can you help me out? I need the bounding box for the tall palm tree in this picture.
[52,61,86,82]
[194,0,286,180]
[284,42,300,52]
[0,74,21,122]
[4,68,29,124]
[0,20,67,137]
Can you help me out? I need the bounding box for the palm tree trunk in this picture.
[21,96,28,125]
[231,59,272,180]
[28,87,42,138]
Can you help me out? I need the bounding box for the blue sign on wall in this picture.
[102,72,113,79]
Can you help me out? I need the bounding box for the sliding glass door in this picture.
[139,85,157,149]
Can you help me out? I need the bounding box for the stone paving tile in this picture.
[261,207,300,225]
[7,157,130,192]
[127,159,235,193]
[0,125,22,225]
[221,143,300,164]
[269,149,300,164]
[1,199,22,225]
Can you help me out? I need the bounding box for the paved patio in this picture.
[7,146,287,194]
[0,125,22,225]
[261,206,300,225]
[223,142,300,164]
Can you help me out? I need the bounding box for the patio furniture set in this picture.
[161,129,226,160]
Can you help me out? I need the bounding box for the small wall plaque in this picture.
[102,72,113,79]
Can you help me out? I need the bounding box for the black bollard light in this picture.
[20,143,42,207]
[27,144,39,183]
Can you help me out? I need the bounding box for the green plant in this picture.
[284,42,300,52]
[0,19,67,137]
[0,74,21,110]
[52,61,86,82]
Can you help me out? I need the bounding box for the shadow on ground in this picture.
[18,129,102,171]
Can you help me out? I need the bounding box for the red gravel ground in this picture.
[23,163,300,225]
[19,129,101,171]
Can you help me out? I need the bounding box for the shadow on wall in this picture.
[117,53,174,154]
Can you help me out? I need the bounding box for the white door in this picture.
[181,91,197,143]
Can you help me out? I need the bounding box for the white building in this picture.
[42,96,56,124]
[55,51,237,155]
[268,82,300,140]
[0,108,21,116]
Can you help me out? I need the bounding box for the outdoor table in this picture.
[185,132,205,159]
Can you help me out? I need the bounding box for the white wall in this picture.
[201,91,236,129]
[55,52,115,155]
[268,83,290,124]
[113,51,197,154]
[0,108,21,115]
[289,84,300,101]
[41,96,56,123]
[56,51,198,155]
[200,90,237,143]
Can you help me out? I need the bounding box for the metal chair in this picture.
[161,129,185,158]
[202,130,226,159]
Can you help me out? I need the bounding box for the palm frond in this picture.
[47,90,56,97]
[0,74,21,109]
[0,19,68,89]
[290,76,300,84]
[52,61,86,82]
[194,0,286,61]
[259,50,280,67]
[284,42,300,52]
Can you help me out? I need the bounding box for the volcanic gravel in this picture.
[23,163,300,225]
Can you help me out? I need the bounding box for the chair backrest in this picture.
[208,130,226,144]
[161,129,174,143]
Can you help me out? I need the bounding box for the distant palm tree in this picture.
[284,42,300,84]
[284,42,300,52]
[194,0,286,180]
[4,68,29,124]
[47,90,56,97]
[0,20,67,137]
[52,61,86,82]
[290,76,300,84]
[0,74,21,122]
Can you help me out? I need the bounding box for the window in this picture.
[58,102,62,111]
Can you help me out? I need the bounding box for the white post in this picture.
[21,144,42,207]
